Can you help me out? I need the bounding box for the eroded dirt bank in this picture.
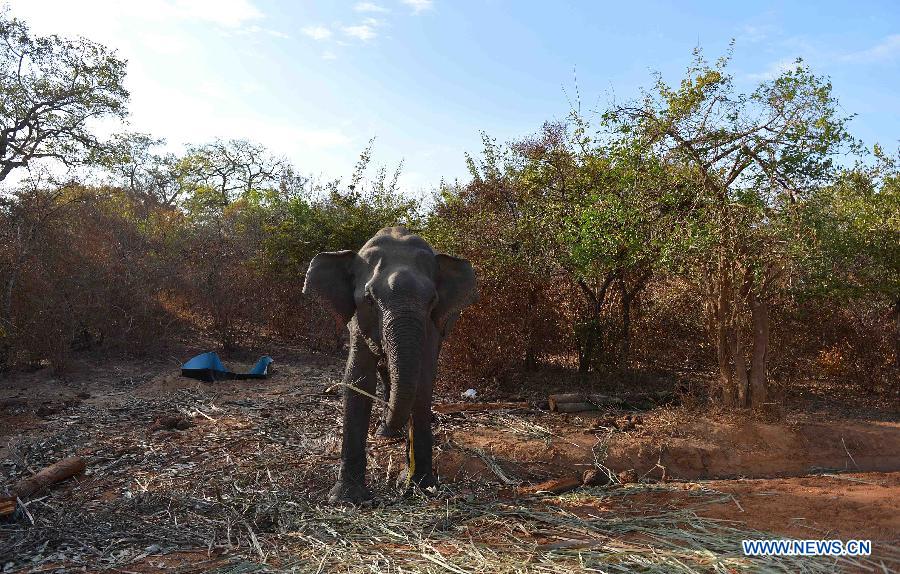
[438,412,900,483]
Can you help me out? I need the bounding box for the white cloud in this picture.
[139,31,191,55]
[240,82,263,95]
[302,26,332,40]
[738,23,776,44]
[322,50,338,61]
[840,34,900,63]
[342,24,377,41]
[745,58,796,82]
[6,0,271,41]
[354,2,389,13]
[401,0,433,13]
[166,0,263,29]
[125,71,354,156]
[2,0,363,187]
[231,24,289,38]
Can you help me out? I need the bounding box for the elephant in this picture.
[303,226,477,503]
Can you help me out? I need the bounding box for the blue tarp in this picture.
[181,352,274,382]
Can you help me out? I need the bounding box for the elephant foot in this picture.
[375,422,404,439]
[328,480,371,505]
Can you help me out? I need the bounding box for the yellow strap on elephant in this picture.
[406,419,415,487]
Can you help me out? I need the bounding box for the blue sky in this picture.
[7,0,900,198]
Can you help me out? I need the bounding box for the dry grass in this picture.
[2,378,896,573]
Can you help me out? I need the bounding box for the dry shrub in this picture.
[439,273,573,386]
[266,283,346,354]
[772,298,897,397]
[1,186,180,369]
[630,276,714,372]
[177,237,261,350]
[1,181,893,409]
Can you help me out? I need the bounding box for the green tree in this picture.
[805,147,900,368]
[0,10,128,181]
[561,116,701,371]
[261,139,417,279]
[428,121,696,374]
[605,49,857,407]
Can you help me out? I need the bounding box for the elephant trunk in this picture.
[381,308,424,433]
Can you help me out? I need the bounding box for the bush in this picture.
[0,186,180,369]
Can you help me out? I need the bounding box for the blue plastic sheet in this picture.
[181,352,274,382]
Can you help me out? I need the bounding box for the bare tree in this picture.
[0,10,129,182]
[100,132,186,206]
[182,139,288,204]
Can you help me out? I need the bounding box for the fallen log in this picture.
[150,415,193,432]
[433,401,530,414]
[548,393,623,412]
[10,456,86,499]
[517,476,583,495]
[553,401,600,413]
[0,496,15,517]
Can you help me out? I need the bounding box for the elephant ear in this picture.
[433,254,478,337]
[303,251,357,327]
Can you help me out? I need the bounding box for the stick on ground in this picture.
[0,496,15,517]
[10,456,87,499]
[517,476,583,495]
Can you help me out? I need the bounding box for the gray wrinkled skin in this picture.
[303,227,477,504]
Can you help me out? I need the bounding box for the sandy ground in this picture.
[1,351,898,572]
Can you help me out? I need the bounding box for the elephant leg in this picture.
[329,328,378,504]
[405,333,440,490]
[375,359,404,439]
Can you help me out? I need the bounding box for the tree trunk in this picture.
[11,456,86,498]
[524,346,538,372]
[731,325,749,408]
[894,298,900,371]
[575,272,616,376]
[524,288,539,371]
[578,324,597,376]
[2,273,14,329]
[620,272,651,366]
[716,266,735,406]
[749,296,769,407]
[2,223,32,335]
[621,291,632,364]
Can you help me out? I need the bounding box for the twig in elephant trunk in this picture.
[330,378,389,405]
[9,456,87,499]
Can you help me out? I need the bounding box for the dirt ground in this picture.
[1,350,898,572]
